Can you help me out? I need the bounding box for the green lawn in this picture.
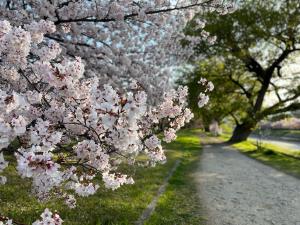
[219,133,300,178]
[231,140,300,178]
[146,130,205,225]
[0,129,204,225]
[253,129,300,139]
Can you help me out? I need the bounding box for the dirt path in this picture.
[196,143,300,225]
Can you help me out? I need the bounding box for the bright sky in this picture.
[264,54,300,107]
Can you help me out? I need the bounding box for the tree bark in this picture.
[228,122,255,143]
[204,124,210,132]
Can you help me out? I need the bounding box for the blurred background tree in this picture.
[183,0,300,142]
[178,57,248,132]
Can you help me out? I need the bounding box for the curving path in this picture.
[196,143,300,225]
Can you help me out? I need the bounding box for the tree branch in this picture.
[259,93,300,118]
[54,0,217,25]
[243,56,265,80]
[229,112,240,126]
[266,49,292,75]
[228,74,252,99]
[270,102,300,115]
[270,81,282,102]
[18,69,51,107]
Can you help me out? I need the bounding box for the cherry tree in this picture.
[0,0,234,102]
[0,0,233,223]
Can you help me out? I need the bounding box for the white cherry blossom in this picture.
[0,0,229,218]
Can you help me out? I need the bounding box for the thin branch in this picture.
[18,69,51,107]
[259,93,300,118]
[229,112,240,126]
[228,74,252,99]
[270,81,282,102]
[54,0,216,25]
[266,49,292,75]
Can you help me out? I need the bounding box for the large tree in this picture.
[0,1,234,223]
[187,0,300,142]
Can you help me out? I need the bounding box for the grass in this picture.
[218,132,300,178]
[261,129,300,139]
[0,129,203,225]
[146,129,205,225]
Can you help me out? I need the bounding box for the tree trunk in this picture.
[204,124,210,132]
[228,122,255,143]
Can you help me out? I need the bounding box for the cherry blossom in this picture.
[0,219,13,225]
[0,152,8,185]
[0,0,234,102]
[198,92,210,108]
[0,20,199,208]
[197,78,214,108]
[0,1,232,222]
[32,208,63,225]
[164,128,177,143]
[0,209,62,225]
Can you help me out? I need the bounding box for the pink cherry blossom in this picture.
[0,1,232,218]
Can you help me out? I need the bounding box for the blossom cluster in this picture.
[198,78,214,108]
[0,20,194,210]
[0,0,234,103]
[0,152,8,184]
[32,208,63,225]
[0,1,229,223]
[0,209,62,225]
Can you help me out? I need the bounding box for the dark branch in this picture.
[259,93,300,118]
[54,0,216,25]
[270,81,282,102]
[229,112,240,126]
[244,56,265,80]
[228,74,252,99]
[266,49,292,75]
[271,102,300,115]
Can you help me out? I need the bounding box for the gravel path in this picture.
[196,143,300,225]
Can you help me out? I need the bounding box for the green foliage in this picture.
[184,0,300,141]
[178,57,249,127]
[189,0,300,62]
